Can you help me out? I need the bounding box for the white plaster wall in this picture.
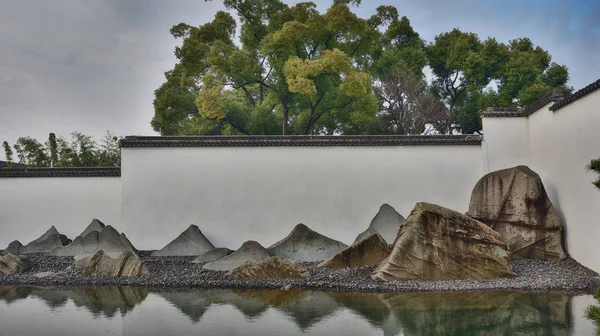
[527,95,600,272]
[121,145,483,250]
[0,177,121,248]
[482,116,529,172]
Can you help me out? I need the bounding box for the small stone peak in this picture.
[292,223,311,232]
[241,240,265,249]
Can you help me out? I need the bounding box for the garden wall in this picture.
[119,136,484,250]
[0,168,121,248]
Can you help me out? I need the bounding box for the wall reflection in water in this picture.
[0,286,594,336]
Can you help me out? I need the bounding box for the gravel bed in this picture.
[0,253,597,294]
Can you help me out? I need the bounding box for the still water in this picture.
[0,286,596,336]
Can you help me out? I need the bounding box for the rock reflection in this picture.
[0,286,148,318]
[0,286,574,335]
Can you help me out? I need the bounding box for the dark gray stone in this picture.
[79,219,106,237]
[48,225,136,260]
[354,204,405,245]
[203,241,271,271]
[268,224,347,262]
[152,225,215,257]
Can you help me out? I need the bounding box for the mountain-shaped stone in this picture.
[3,241,23,255]
[79,219,106,237]
[48,225,136,259]
[191,248,233,264]
[372,202,516,281]
[13,226,72,254]
[354,204,405,244]
[151,225,215,256]
[268,224,347,262]
[318,232,391,268]
[203,241,271,271]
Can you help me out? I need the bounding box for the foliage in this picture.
[588,158,600,190]
[2,141,13,168]
[2,131,121,168]
[586,288,600,335]
[154,1,572,136]
[370,65,448,135]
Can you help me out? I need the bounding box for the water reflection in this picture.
[0,286,593,335]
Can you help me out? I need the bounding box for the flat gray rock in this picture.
[79,219,106,237]
[48,225,136,260]
[152,225,215,256]
[268,224,347,262]
[203,241,271,271]
[354,204,405,244]
[192,248,233,264]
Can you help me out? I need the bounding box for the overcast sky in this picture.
[0,0,598,160]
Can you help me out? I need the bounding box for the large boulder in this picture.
[268,224,347,262]
[203,241,271,271]
[72,250,149,277]
[49,225,136,259]
[0,253,32,275]
[79,218,106,237]
[465,165,566,261]
[372,202,516,281]
[354,204,405,244]
[151,225,215,257]
[227,256,309,279]
[318,232,391,268]
[191,248,233,264]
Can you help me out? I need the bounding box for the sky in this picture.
[0,0,599,160]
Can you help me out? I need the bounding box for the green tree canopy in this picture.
[153,1,572,136]
[2,131,120,168]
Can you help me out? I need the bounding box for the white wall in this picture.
[0,177,121,248]
[527,95,600,272]
[481,116,529,172]
[121,145,483,250]
[483,92,600,272]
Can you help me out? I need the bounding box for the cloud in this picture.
[0,0,598,160]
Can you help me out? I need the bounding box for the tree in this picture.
[588,157,600,190]
[371,65,448,135]
[13,137,49,167]
[427,31,572,134]
[2,131,120,168]
[47,133,58,167]
[2,141,14,168]
[586,288,600,335]
[152,0,403,136]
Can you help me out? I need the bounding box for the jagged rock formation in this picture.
[354,204,405,244]
[0,253,32,275]
[151,225,215,256]
[373,202,516,281]
[3,241,23,255]
[318,232,391,268]
[203,241,271,271]
[72,250,149,277]
[268,224,347,262]
[227,256,309,279]
[191,248,233,264]
[466,165,566,261]
[48,225,136,259]
[79,219,106,237]
[5,226,72,254]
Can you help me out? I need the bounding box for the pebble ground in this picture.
[0,253,597,293]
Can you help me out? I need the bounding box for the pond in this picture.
[0,286,596,336]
